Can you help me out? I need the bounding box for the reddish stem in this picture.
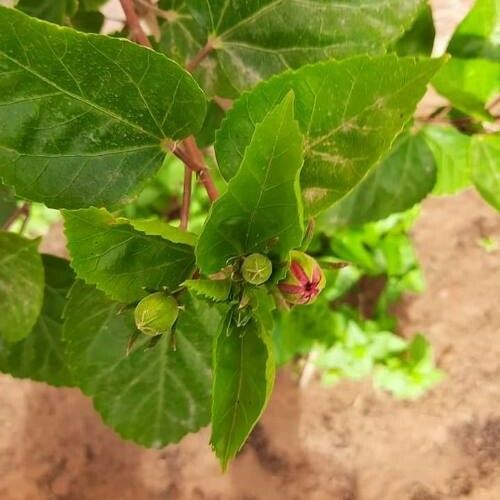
[213,95,234,112]
[119,0,152,47]
[119,0,219,204]
[186,40,214,72]
[180,166,192,230]
[171,138,219,201]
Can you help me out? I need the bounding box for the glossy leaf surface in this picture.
[216,55,443,214]
[0,255,74,386]
[0,6,206,208]
[197,93,304,274]
[0,232,44,342]
[64,208,195,302]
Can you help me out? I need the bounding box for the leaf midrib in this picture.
[0,50,162,142]
[222,330,247,464]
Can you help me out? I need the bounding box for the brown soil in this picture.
[2,189,499,500]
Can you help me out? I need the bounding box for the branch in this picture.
[180,166,192,230]
[120,0,219,204]
[213,95,233,112]
[171,138,219,201]
[2,202,30,231]
[119,0,152,48]
[186,39,215,72]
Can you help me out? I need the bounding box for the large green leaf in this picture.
[471,134,500,211]
[210,311,275,469]
[432,57,499,121]
[0,182,16,225]
[215,55,444,214]
[0,232,44,342]
[64,208,195,302]
[0,6,206,209]
[392,3,435,56]
[71,3,105,34]
[17,0,78,25]
[159,0,425,96]
[63,280,135,394]
[197,92,304,274]
[64,282,219,446]
[422,124,472,195]
[0,255,74,385]
[447,0,500,61]
[319,132,436,227]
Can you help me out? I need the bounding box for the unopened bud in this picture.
[278,251,325,305]
[241,253,273,285]
[134,292,179,336]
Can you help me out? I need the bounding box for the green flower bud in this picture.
[134,292,179,336]
[278,251,325,305]
[241,253,273,285]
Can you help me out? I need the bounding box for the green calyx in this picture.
[241,253,273,285]
[134,292,179,336]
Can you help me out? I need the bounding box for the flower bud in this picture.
[241,253,273,285]
[278,251,325,304]
[134,292,179,336]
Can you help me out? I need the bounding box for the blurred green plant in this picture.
[274,210,442,399]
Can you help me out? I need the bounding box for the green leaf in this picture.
[374,333,443,399]
[195,99,225,148]
[0,6,206,209]
[64,282,219,446]
[432,57,499,120]
[80,0,107,9]
[0,182,16,225]
[64,208,195,302]
[447,0,500,61]
[392,3,435,56]
[215,55,444,215]
[0,255,74,386]
[159,0,425,96]
[210,312,275,469]
[471,134,500,211]
[274,299,336,365]
[422,124,472,195]
[0,232,44,342]
[17,0,78,25]
[197,92,304,274]
[63,280,135,394]
[319,132,436,227]
[184,279,231,302]
[71,9,104,33]
[127,216,197,246]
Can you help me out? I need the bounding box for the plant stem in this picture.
[2,202,30,231]
[180,166,192,230]
[119,0,152,48]
[213,95,233,111]
[171,138,219,201]
[186,40,214,72]
[299,350,318,388]
[119,0,219,203]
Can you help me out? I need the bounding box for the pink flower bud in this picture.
[278,251,325,305]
